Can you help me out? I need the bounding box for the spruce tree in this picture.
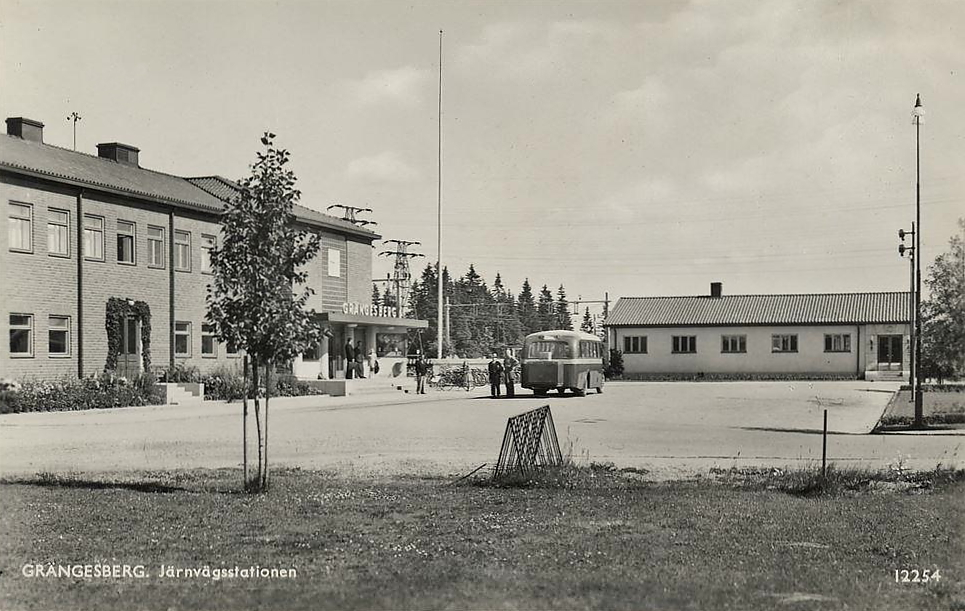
[555,284,573,330]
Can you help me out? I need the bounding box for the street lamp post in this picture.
[913,94,925,427]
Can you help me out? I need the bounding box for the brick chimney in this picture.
[97,142,140,167]
[5,117,44,143]
[710,282,723,298]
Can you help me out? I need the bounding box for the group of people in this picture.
[343,339,375,379]
[487,349,519,398]
[410,349,520,398]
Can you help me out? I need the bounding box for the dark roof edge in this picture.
[187,175,381,241]
[603,320,910,328]
[0,163,220,214]
[615,291,910,300]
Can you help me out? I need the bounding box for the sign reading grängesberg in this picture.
[342,302,399,318]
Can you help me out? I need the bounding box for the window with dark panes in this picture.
[9,314,33,356]
[175,322,191,356]
[48,316,70,356]
[117,220,135,264]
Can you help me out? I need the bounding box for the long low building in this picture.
[604,283,910,380]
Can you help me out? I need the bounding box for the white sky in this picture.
[1,0,962,316]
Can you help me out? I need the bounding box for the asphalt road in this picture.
[1,381,961,478]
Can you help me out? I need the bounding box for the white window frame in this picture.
[175,321,192,357]
[83,214,104,261]
[201,323,217,358]
[721,335,747,354]
[771,334,799,353]
[672,335,697,354]
[327,248,341,277]
[148,225,165,268]
[824,333,852,353]
[47,208,70,257]
[9,313,34,357]
[174,230,191,272]
[9,202,33,253]
[623,336,647,354]
[48,315,71,357]
[117,220,136,265]
[201,234,216,274]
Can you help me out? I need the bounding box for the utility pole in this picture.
[912,94,925,428]
[377,240,424,317]
[436,29,444,359]
[66,112,82,151]
[326,204,377,227]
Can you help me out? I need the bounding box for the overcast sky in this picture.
[2,0,962,315]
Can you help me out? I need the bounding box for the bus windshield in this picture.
[526,341,571,359]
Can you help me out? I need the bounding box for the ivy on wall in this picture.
[105,298,152,373]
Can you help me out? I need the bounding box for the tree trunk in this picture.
[243,354,249,489]
[252,356,263,492]
[263,360,271,490]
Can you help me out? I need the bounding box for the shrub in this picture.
[156,364,201,383]
[605,349,624,379]
[1,372,162,414]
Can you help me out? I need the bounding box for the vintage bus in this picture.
[521,330,606,396]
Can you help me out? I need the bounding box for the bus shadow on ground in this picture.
[735,426,865,436]
[3,475,187,494]
[470,394,583,400]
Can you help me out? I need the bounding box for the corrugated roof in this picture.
[187,176,380,240]
[605,292,910,327]
[0,135,380,241]
[0,134,226,211]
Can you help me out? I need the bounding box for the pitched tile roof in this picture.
[0,134,225,212]
[605,292,910,327]
[188,176,378,239]
[0,135,379,240]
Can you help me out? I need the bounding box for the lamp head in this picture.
[913,94,925,124]
[898,229,906,240]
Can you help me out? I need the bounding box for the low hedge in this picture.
[0,373,163,414]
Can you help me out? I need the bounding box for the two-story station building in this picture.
[1,116,426,382]
[605,282,911,380]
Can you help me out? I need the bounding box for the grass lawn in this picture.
[0,467,962,611]
[880,390,965,426]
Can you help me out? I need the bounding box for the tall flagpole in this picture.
[436,30,444,359]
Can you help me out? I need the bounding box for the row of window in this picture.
[623,333,853,355]
[9,313,70,357]
[8,314,238,359]
[9,202,347,278]
[8,202,214,272]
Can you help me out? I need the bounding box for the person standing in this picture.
[355,341,365,378]
[414,353,428,394]
[503,348,519,398]
[344,338,355,379]
[487,353,504,398]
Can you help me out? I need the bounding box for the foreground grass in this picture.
[0,467,962,611]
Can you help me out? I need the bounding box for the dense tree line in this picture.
[373,264,581,358]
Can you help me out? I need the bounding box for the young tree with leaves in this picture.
[207,133,322,492]
[921,218,965,381]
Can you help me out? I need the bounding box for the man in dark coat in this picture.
[487,353,504,398]
[344,339,355,379]
[414,353,429,394]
